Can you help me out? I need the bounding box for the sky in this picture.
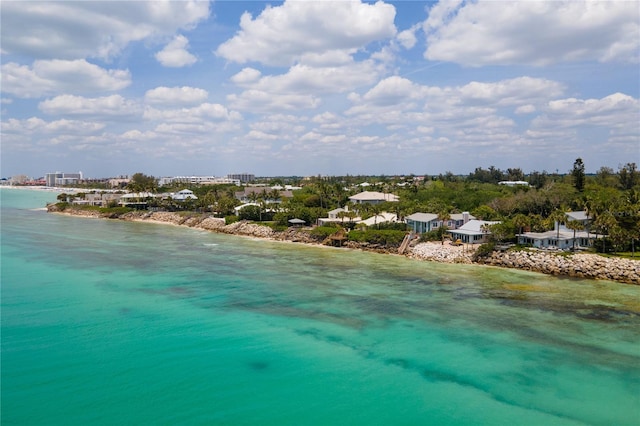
[1,0,639,179]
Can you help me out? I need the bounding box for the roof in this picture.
[448,220,500,235]
[288,218,305,224]
[348,191,399,202]
[566,211,589,221]
[518,230,598,240]
[450,212,475,221]
[405,212,438,222]
[358,212,397,226]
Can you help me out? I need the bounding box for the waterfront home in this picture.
[348,191,399,204]
[516,230,597,250]
[73,192,122,207]
[405,212,475,234]
[317,206,362,226]
[405,213,439,233]
[171,189,197,201]
[234,187,293,204]
[447,220,500,244]
[119,192,156,207]
[517,211,598,250]
[357,212,398,227]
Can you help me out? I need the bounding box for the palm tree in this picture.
[512,213,529,238]
[565,219,583,251]
[548,209,567,240]
[438,210,451,245]
[594,211,617,253]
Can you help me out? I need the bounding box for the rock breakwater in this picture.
[477,250,640,284]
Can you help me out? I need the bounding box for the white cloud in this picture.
[396,27,418,50]
[1,60,131,98]
[424,1,640,66]
[228,90,321,113]
[1,98,13,104]
[1,1,210,61]
[230,68,262,85]
[155,35,197,67]
[39,94,141,117]
[145,86,208,106]
[144,103,242,123]
[216,0,396,66]
[2,117,105,137]
[533,93,639,130]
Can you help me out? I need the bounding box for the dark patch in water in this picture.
[385,358,411,369]
[248,361,269,371]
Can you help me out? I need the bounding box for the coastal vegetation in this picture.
[48,161,640,259]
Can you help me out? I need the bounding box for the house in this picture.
[447,220,500,244]
[516,230,597,250]
[317,206,362,226]
[357,212,398,227]
[517,211,598,249]
[405,213,439,233]
[119,192,156,207]
[171,189,197,201]
[405,212,475,234]
[234,187,293,203]
[348,191,399,205]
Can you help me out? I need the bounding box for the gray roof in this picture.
[405,212,438,222]
[566,211,589,221]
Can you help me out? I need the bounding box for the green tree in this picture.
[127,173,157,193]
[619,162,638,190]
[571,158,585,192]
[565,219,583,251]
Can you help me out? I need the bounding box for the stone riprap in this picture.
[477,250,640,284]
[408,242,474,264]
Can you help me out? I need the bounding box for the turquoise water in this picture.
[2,188,639,425]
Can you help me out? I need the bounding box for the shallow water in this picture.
[2,188,639,425]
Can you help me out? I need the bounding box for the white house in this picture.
[171,189,198,201]
[348,191,399,204]
[317,206,361,226]
[357,212,398,227]
[517,211,598,250]
[447,220,500,244]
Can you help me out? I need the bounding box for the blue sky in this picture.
[1,0,639,179]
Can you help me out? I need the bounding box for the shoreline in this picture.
[48,207,640,285]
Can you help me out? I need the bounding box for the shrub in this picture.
[348,229,406,246]
[473,242,496,260]
[225,215,239,225]
[310,226,341,239]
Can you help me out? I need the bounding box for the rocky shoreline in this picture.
[49,207,640,285]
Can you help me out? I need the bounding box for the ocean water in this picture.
[1,188,639,426]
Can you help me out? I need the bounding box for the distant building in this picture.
[158,176,240,186]
[227,173,255,183]
[45,172,83,187]
[498,181,529,187]
[348,191,399,204]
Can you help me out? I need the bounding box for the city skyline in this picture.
[1,1,639,178]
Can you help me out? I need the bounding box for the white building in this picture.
[348,191,399,204]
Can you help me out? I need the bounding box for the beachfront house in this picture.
[517,211,598,250]
[405,212,476,234]
[234,187,293,204]
[171,189,198,201]
[317,206,362,226]
[405,213,439,233]
[447,220,500,244]
[357,212,398,227]
[348,191,399,205]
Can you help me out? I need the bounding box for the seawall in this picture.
[476,250,640,285]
